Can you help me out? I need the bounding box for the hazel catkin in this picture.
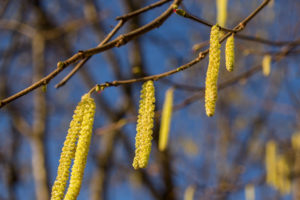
[51,99,85,200]
[133,80,155,169]
[225,34,235,72]
[205,25,221,117]
[265,140,277,188]
[216,0,228,27]
[50,94,96,200]
[159,88,174,152]
[262,55,272,76]
[64,94,96,200]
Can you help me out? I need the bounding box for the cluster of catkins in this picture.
[132,25,236,170]
[50,81,174,200]
[265,140,291,195]
[50,24,236,200]
[51,94,96,200]
[205,25,235,117]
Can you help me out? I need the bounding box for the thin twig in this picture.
[0,66,62,108]
[176,0,270,32]
[236,34,300,46]
[0,19,36,38]
[89,0,271,94]
[96,40,297,135]
[89,54,204,93]
[174,9,237,33]
[55,20,125,88]
[0,0,182,108]
[61,0,182,66]
[116,0,172,20]
[193,35,300,52]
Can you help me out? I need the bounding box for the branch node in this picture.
[57,61,65,69]
[116,35,126,47]
[238,23,245,31]
[198,52,205,59]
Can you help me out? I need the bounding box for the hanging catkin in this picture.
[265,140,277,187]
[133,80,155,169]
[262,55,271,76]
[51,94,96,200]
[276,155,291,195]
[51,99,85,200]
[245,184,255,200]
[216,0,228,27]
[225,35,235,72]
[291,132,300,150]
[159,88,174,152]
[64,94,95,200]
[205,25,221,117]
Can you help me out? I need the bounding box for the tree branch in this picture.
[0,0,182,108]
[116,0,172,21]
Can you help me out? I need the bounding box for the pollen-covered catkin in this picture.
[225,35,235,72]
[159,88,174,152]
[291,132,300,150]
[216,0,228,27]
[205,25,221,117]
[64,94,96,200]
[265,140,277,187]
[262,55,271,76]
[245,184,255,200]
[133,80,155,169]
[277,155,291,195]
[50,99,85,200]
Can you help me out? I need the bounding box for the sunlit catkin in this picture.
[277,155,291,195]
[133,81,155,169]
[262,55,271,76]
[205,25,221,117]
[265,140,277,187]
[184,185,195,200]
[225,35,235,72]
[159,88,174,152]
[216,0,228,27]
[64,94,95,200]
[51,99,85,200]
[291,132,300,150]
[245,184,255,200]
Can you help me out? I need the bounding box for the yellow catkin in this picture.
[225,35,235,72]
[277,155,291,195]
[216,0,228,27]
[184,185,195,200]
[262,55,272,76]
[245,184,255,200]
[133,80,155,169]
[265,140,277,187]
[205,25,221,117]
[159,88,174,152]
[291,132,300,150]
[51,99,85,200]
[64,94,96,200]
